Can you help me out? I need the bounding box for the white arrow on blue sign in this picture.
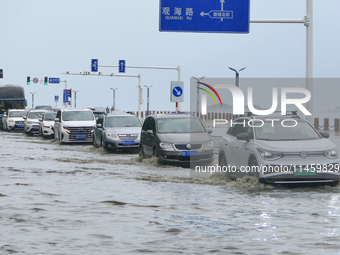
[119,60,126,73]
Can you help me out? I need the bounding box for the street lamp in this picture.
[73,90,79,108]
[144,85,153,116]
[228,67,246,88]
[192,76,205,117]
[110,87,118,112]
[30,92,36,108]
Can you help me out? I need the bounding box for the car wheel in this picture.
[218,153,230,178]
[139,144,144,158]
[93,134,99,148]
[249,158,265,183]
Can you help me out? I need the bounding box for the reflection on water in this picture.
[0,131,340,254]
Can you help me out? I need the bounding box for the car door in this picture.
[94,116,104,146]
[227,119,253,177]
[141,117,155,156]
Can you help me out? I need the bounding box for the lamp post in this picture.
[192,76,205,117]
[73,90,79,108]
[228,67,246,88]
[110,88,118,112]
[30,92,36,108]
[144,85,153,116]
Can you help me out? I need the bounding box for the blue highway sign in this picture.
[63,89,68,103]
[160,0,250,33]
[91,59,98,72]
[119,60,126,73]
[55,95,59,101]
[49,78,60,84]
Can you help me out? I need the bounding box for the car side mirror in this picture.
[206,129,213,134]
[319,131,329,138]
[236,132,250,142]
[39,118,43,121]
[96,123,102,128]
[147,130,153,135]
[23,116,26,119]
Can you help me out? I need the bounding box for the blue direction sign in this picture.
[91,59,98,72]
[54,95,59,102]
[160,0,250,33]
[119,60,126,73]
[49,78,60,84]
[173,86,183,97]
[63,89,69,103]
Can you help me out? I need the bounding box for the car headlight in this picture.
[204,141,214,150]
[9,119,14,123]
[106,130,117,138]
[324,148,338,159]
[61,126,70,133]
[44,124,52,129]
[159,142,174,150]
[27,121,33,125]
[257,148,283,161]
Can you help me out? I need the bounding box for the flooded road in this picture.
[1,130,340,254]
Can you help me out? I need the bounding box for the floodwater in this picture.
[1,130,340,254]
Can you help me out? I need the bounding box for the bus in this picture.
[0,84,27,119]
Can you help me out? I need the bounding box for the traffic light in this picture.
[68,89,72,97]
[27,76,30,85]
[44,77,48,85]
[0,69,3,78]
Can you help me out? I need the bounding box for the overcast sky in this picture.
[1,0,339,113]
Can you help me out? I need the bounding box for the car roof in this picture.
[59,108,92,112]
[28,109,48,113]
[148,114,199,119]
[106,112,137,117]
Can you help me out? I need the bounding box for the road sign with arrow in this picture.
[170,81,184,102]
[160,0,249,33]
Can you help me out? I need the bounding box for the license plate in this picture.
[182,151,197,156]
[76,135,86,140]
[294,166,317,176]
[17,125,24,128]
[123,140,135,145]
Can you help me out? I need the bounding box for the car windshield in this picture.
[157,118,206,133]
[44,112,57,121]
[254,119,320,140]
[28,111,45,119]
[9,111,26,117]
[62,111,94,121]
[105,116,141,127]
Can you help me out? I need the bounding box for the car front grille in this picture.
[68,126,93,141]
[15,121,24,124]
[118,134,138,140]
[174,144,202,150]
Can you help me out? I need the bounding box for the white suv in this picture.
[24,110,47,135]
[2,109,26,131]
[54,108,96,143]
[218,113,340,185]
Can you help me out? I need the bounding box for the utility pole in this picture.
[30,92,36,108]
[110,87,118,112]
[144,85,153,116]
[73,90,79,108]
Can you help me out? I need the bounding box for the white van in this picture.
[54,108,96,143]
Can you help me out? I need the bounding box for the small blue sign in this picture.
[49,78,60,84]
[173,86,183,97]
[119,60,126,73]
[63,89,68,103]
[91,59,98,72]
[160,0,250,33]
[55,95,59,101]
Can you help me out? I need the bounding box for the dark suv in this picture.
[139,114,214,164]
